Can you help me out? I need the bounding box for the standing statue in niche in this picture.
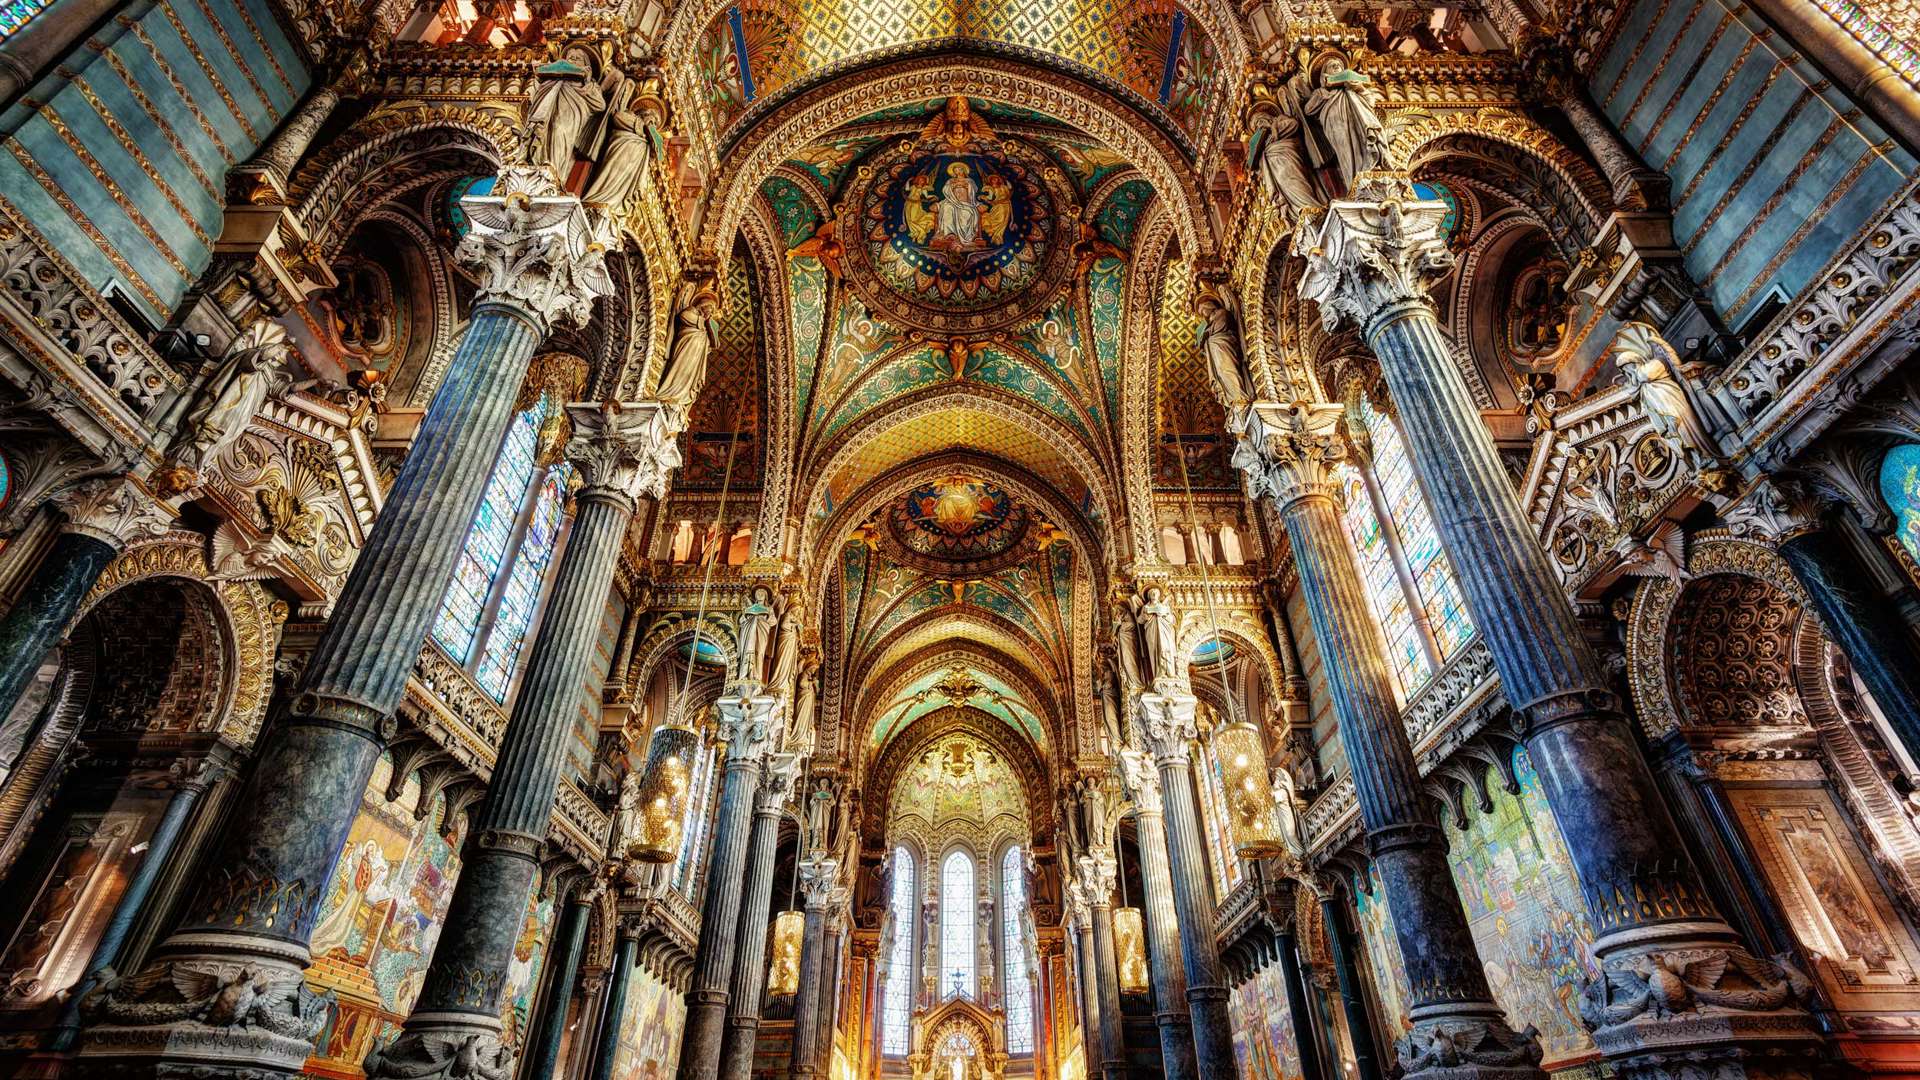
[1110,601,1146,693]
[1256,65,1326,217]
[1131,586,1180,688]
[1304,57,1387,189]
[1611,322,1720,470]
[581,89,657,209]
[733,585,777,687]
[527,48,606,184]
[173,321,304,478]
[1195,291,1253,414]
[654,281,721,414]
[767,602,802,696]
[786,668,818,755]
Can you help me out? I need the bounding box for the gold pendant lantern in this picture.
[768,909,805,995]
[1112,906,1150,993]
[1215,720,1288,858]
[627,724,700,862]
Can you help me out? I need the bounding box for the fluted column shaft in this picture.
[372,411,660,1075]
[0,529,117,728]
[1071,912,1103,1079]
[1088,899,1126,1080]
[525,897,594,1080]
[678,696,776,1080]
[719,779,790,1080]
[1125,778,1196,1080]
[1322,895,1386,1080]
[789,860,837,1080]
[1136,697,1236,1080]
[589,930,641,1080]
[1276,930,1326,1080]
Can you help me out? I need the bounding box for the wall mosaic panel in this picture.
[1228,964,1306,1080]
[609,963,689,1080]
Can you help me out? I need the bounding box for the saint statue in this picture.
[177,321,299,474]
[613,771,643,858]
[1612,322,1718,467]
[733,585,777,686]
[1304,58,1387,189]
[1271,766,1307,859]
[581,99,652,209]
[1196,292,1252,412]
[1111,605,1145,691]
[1131,586,1179,686]
[654,282,721,413]
[767,604,802,697]
[934,162,982,249]
[527,49,606,184]
[1257,68,1325,217]
[787,669,818,756]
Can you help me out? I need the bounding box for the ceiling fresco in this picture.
[887,728,1029,834]
[868,665,1048,750]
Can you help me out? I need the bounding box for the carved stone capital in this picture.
[78,955,331,1073]
[1394,1016,1546,1080]
[1578,942,1821,1075]
[1724,478,1829,545]
[1118,749,1162,815]
[564,400,683,503]
[799,855,841,908]
[1137,691,1199,764]
[758,750,802,807]
[365,1027,512,1080]
[1074,853,1118,902]
[454,166,614,334]
[1294,178,1455,337]
[55,476,172,549]
[1233,401,1348,510]
[1064,878,1092,930]
[717,694,779,764]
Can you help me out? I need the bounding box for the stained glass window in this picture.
[940,850,975,999]
[673,743,720,896]
[432,398,573,702]
[0,0,51,43]
[1337,462,1430,696]
[882,847,916,1055]
[1194,741,1242,899]
[1362,404,1474,662]
[1813,1,1920,86]
[1881,443,1920,563]
[1001,845,1034,1054]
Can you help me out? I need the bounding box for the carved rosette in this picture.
[563,400,684,505]
[1293,179,1456,338]
[454,166,614,334]
[1232,401,1348,511]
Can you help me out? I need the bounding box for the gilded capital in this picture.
[455,165,614,334]
[1232,401,1348,510]
[564,400,684,503]
[1294,179,1455,337]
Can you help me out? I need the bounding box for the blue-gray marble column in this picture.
[1078,854,1127,1080]
[1068,886,1103,1080]
[368,403,675,1078]
[589,927,641,1080]
[678,693,778,1080]
[77,167,612,1077]
[525,894,595,1080]
[788,856,837,1080]
[720,754,798,1080]
[1235,402,1541,1080]
[1322,893,1386,1080]
[1135,693,1236,1080]
[1119,752,1196,1080]
[1295,188,1820,1078]
[1275,928,1326,1080]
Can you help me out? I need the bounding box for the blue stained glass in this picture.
[0,448,14,514]
[433,406,543,663]
[0,0,51,42]
[882,848,916,1054]
[1194,743,1241,898]
[475,462,569,700]
[1882,444,1920,564]
[1338,464,1430,698]
[941,851,976,999]
[1364,403,1475,664]
[1002,845,1034,1054]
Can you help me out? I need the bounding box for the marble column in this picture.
[77,166,613,1077]
[1234,401,1542,1080]
[1729,480,1920,764]
[1275,928,1326,1080]
[525,893,596,1080]
[1077,854,1126,1080]
[1135,692,1236,1078]
[1321,894,1386,1080]
[678,692,780,1080]
[815,896,848,1076]
[1118,751,1196,1080]
[1294,181,1820,1078]
[251,85,343,182]
[0,478,167,723]
[1066,881,1103,1080]
[789,855,839,1080]
[368,402,679,1078]
[589,926,642,1080]
[719,754,801,1080]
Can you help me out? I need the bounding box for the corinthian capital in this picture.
[718,693,779,764]
[1725,478,1829,545]
[1294,178,1455,336]
[1119,749,1162,814]
[1075,853,1118,900]
[564,401,684,503]
[800,855,841,907]
[56,476,173,549]
[1137,690,1199,764]
[455,165,614,333]
[1232,401,1348,510]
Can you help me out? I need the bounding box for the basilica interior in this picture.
[0,1,1919,1079]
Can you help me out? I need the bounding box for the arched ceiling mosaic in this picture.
[689,0,1226,154]
[887,727,1030,836]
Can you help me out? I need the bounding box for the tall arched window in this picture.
[1335,396,1474,700]
[940,850,976,999]
[1194,737,1242,899]
[1881,443,1920,563]
[1001,845,1034,1054]
[881,847,916,1055]
[672,740,721,897]
[432,396,572,701]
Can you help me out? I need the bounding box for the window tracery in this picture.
[882,845,916,1054]
[1001,844,1033,1054]
[941,849,977,999]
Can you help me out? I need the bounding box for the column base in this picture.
[365,1012,512,1080]
[74,953,330,1078]
[1396,1003,1546,1080]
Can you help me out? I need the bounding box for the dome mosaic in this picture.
[882,475,1032,574]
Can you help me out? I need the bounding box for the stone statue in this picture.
[654,282,721,413]
[1097,668,1124,750]
[1131,586,1179,686]
[1305,57,1387,189]
[581,103,651,209]
[1196,292,1252,412]
[787,669,818,755]
[1611,322,1717,468]
[177,321,300,474]
[733,585,776,686]
[1111,604,1145,692]
[527,49,606,184]
[1259,110,1325,218]
[768,604,802,696]
[613,770,642,857]
[1271,766,1307,859]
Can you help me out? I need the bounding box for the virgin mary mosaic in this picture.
[842,100,1074,334]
